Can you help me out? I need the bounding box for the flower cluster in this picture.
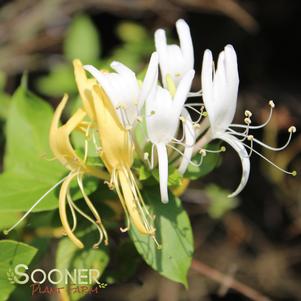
[5,19,296,248]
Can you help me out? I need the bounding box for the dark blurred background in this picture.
[1,1,301,300]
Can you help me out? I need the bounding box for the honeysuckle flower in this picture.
[50,94,109,249]
[4,93,110,249]
[155,19,194,88]
[155,19,199,177]
[91,84,157,241]
[145,69,195,203]
[197,44,296,197]
[84,53,158,129]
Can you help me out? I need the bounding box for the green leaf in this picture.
[152,167,182,187]
[130,190,193,287]
[36,64,76,96]
[64,15,100,63]
[206,184,239,219]
[103,240,141,284]
[0,85,97,213]
[184,142,222,180]
[0,93,10,120]
[0,240,37,301]
[56,229,109,301]
[0,86,65,212]
[0,212,21,230]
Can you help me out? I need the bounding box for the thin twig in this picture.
[191,259,271,301]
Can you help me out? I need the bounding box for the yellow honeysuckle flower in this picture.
[92,84,156,239]
[50,94,109,249]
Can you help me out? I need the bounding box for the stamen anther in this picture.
[269,100,275,108]
[199,149,207,156]
[289,126,296,133]
[244,118,251,125]
[245,110,252,117]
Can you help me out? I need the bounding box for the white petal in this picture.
[139,52,158,110]
[111,61,139,102]
[215,132,250,197]
[176,19,194,70]
[224,44,239,86]
[178,108,196,174]
[84,64,120,104]
[146,86,178,144]
[223,45,239,127]
[156,143,169,203]
[201,50,215,125]
[154,28,168,87]
[111,61,136,80]
[173,69,195,116]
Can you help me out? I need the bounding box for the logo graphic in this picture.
[7,264,107,296]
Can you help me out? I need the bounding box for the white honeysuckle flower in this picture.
[201,44,249,197]
[146,69,195,203]
[155,19,198,176]
[155,19,194,88]
[84,52,158,128]
[200,44,296,197]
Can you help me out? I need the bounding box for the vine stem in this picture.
[191,259,271,301]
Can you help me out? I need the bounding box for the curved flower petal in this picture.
[201,49,215,125]
[176,19,194,70]
[49,94,108,179]
[156,143,169,203]
[154,28,168,86]
[138,52,158,110]
[84,64,120,106]
[215,132,250,197]
[223,44,239,126]
[178,108,196,174]
[73,59,97,119]
[173,69,195,116]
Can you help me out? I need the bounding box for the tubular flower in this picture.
[84,53,158,128]
[91,84,156,240]
[155,19,198,176]
[198,44,296,197]
[50,94,109,249]
[155,19,194,87]
[145,70,195,203]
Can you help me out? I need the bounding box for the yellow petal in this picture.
[49,94,109,180]
[91,84,133,172]
[73,59,97,119]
